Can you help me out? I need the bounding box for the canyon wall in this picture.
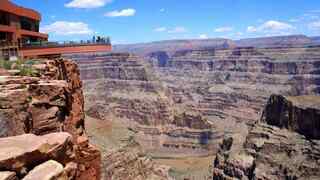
[212,95,320,179]
[146,46,320,124]
[261,94,320,139]
[0,59,100,180]
[67,44,320,179]
[69,53,219,158]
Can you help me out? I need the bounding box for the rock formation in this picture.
[0,58,100,180]
[261,94,320,139]
[102,143,172,180]
[0,133,74,179]
[66,44,320,179]
[212,95,320,180]
[68,53,219,158]
[146,46,320,126]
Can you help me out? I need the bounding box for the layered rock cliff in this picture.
[69,53,218,158]
[146,46,320,125]
[261,94,320,139]
[0,59,100,180]
[212,95,320,180]
[67,45,320,179]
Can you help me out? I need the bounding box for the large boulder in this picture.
[0,171,17,180]
[0,133,73,173]
[22,160,67,180]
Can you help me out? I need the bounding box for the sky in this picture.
[12,0,320,44]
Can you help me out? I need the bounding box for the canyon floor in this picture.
[85,102,213,179]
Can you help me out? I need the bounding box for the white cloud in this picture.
[247,20,295,33]
[199,34,208,39]
[65,0,112,8]
[41,21,93,35]
[168,27,187,33]
[309,21,320,30]
[105,8,136,17]
[247,26,257,32]
[154,27,167,32]
[214,27,233,33]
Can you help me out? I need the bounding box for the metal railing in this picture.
[21,40,111,49]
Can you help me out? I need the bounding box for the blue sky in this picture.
[12,0,320,44]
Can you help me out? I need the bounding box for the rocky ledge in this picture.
[0,133,75,180]
[212,95,320,179]
[0,59,100,180]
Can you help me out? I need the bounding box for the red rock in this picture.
[22,160,67,180]
[0,133,73,172]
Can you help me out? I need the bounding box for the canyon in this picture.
[66,35,320,179]
[0,35,320,180]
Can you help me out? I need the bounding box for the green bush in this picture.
[0,59,39,77]
[0,59,13,70]
[18,65,38,77]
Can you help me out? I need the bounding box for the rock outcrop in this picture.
[0,58,100,180]
[212,95,320,180]
[0,132,94,180]
[261,94,320,139]
[102,144,172,180]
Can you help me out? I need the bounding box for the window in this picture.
[0,11,9,25]
[20,17,36,31]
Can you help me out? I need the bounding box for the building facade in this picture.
[0,0,111,59]
[0,0,48,45]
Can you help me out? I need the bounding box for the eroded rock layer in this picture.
[69,53,220,157]
[146,47,320,125]
[212,95,320,180]
[102,143,172,180]
[261,94,320,139]
[0,59,100,180]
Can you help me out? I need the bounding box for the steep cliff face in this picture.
[146,46,320,126]
[69,53,219,159]
[66,44,320,179]
[0,59,100,180]
[212,95,320,179]
[261,95,320,139]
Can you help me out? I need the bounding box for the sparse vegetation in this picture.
[0,59,13,70]
[0,59,39,77]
